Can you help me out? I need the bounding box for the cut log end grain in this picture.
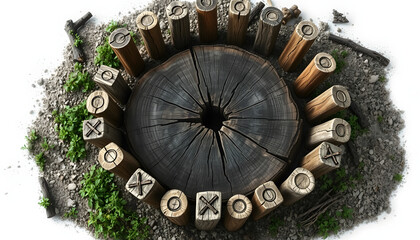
[125,45,300,201]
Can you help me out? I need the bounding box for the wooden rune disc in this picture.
[125,45,300,201]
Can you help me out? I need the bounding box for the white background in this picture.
[0,0,419,239]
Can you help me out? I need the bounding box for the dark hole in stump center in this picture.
[200,105,227,132]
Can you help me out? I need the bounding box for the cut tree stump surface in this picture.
[125,45,300,201]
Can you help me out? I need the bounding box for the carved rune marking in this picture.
[128,171,152,196]
[323,144,341,165]
[199,195,219,215]
[85,120,102,137]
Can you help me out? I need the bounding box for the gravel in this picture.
[25,0,405,239]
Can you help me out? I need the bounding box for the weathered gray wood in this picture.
[109,28,144,77]
[224,194,252,231]
[253,7,283,56]
[195,191,222,230]
[38,177,56,218]
[166,1,190,49]
[125,168,165,209]
[227,0,251,46]
[307,118,351,147]
[280,167,315,206]
[86,90,123,127]
[251,181,283,221]
[160,189,190,226]
[301,142,342,178]
[82,117,124,149]
[136,11,166,60]
[94,65,132,105]
[98,142,140,180]
[196,0,218,43]
[281,5,301,25]
[64,12,92,62]
[278,20,319,72]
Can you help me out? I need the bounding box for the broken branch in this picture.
[39,176,56,218]
[248,1,265,27]
[281,5,301,25]
[64,12,92,63]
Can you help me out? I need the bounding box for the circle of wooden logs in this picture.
[224,194,252,231]
[196,0,218,43]
[98,142,140,180]
[166,1,190,49]
[87,90,123,127]
[280,167,315,206]
[136,11,166,60]
[253,7,283,56]
[160,189,190,226]
[227,0,251,46]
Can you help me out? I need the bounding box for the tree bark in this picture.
[64,12,92,63]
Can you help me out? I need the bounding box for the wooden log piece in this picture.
[305,85,351,123]
[166,1,191,50]
[301,142,342,178]
[279,167,315,206]
[281,5,301,25]
[125,168,165,209]
[136,11,166,60]
[253,6,283,56]
[196,0,218,43]
[251,181,283,221]
[160,189,190,226]
[94,65,132,105]
[248,1,265,27]
[98,142,140,180]
[195,191,222,230]
[278,20,319,72]
[109,28,145,77]
[224,194,252,232]
[227,0,251,46]
[82,117,124,149]
[64,12,92,62]
[294,52,336,98]
[86,90,123,128]
[307,118,351,147]
[39,177,56,218]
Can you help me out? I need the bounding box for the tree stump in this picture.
[305,85,351,123]
[301,142,342,178]
[195,191,222,230]
[98,142,140,181]
[196,0,218,43]
[307,118,351,147]
[279,167,315,206]
[294,52,336,98]
[82,117,124,148]
[166,1,190,50]
[227,0,251,46]
[125,168,165,209]
[253,7,283,56]
[94,65,132,105]
[160,189,190,226]
[251,181,283,221]
[109,28,144,77]
[136,11,166,60]
[125,45,300,201]
[224,194,252,231]
[86,90,123,127]
[278,20,319,72]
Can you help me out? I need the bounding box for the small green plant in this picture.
[331,49,348,73]
[167,29,171,35]
[41,137,54,151]
[22,129,38,151]
[377,115,384,123]
[80,165,149,239]
[74,33,83,47]
[393,173,403,182]
[336,206,353,219]
[53,101,92,161]
[106,20,119,33]
[317,212,340,238]
[35,151,46,171]
[64,62,94,93]
[38,197,50,208]
[379,76,386,82]
[268,216,284,236]
[64,207,78,219]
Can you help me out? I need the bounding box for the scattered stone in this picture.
[67,183,76,191]
[337,28,342,33]
[369,75,379,83]
[67,199,76,207]
[333,9,349,23]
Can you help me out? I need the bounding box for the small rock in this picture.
[337,28,342,33]
[333,9,349,23]
[388,118,393,125]
[68,183,77,191]
[369,75,379,83]
[67,199,76,207]
[369,149,374,155]
[157,237,162,240]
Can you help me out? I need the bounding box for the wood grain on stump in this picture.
[227,0,251,46]
[224,194,252,231]
[279,167,315,206]
[307,118,351,147]
[125,45,300,201]
[166,1,190,50]
[136,11,166,60]
[253,6,283,56]
[301,142,342,178]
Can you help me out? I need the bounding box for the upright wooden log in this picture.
[294,52,336,98]
[227,0,251,46]
[166,1,190,50]
[125,168,165,209]
[86,90,123,128]
[224,194,252,232]
[279,167,315,206]
[278,20,319,72]
[307,118,351,147]
[196,0,218,43]
[160,189,190,226]
[109,28,144,77]
[301,142,342,178]
[94,65,132,105]
[251,181,283,221]
[38,177,56,218]
[195,191,222,230]
[253,7,283,56]
[82,117,124,149]
[136,11,166,60]
[98,142,140,180]
[305,85,351,123]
